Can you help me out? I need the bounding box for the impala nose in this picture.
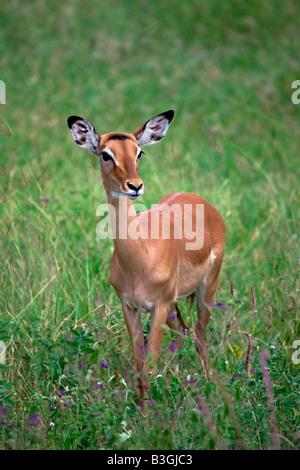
[127,182,143,192]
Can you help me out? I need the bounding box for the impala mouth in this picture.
[110,189,144,200]
[123,189,144,200]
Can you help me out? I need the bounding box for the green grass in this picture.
[0,0,299,450]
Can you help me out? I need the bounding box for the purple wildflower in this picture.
[169,341,176,352]
[0,405,11,418]
[90,383,104,391]
[168,311,177,321]
[233,373,243,380]
[250,368,257,374]
[68,190,76,194]
[139,400,154,409]
[209,302,234,311]
[66,332,73,343]
[59,389,67,397]
[221,305,233,311]
[186,378,197,383]
[234,300,242,304]
[27,412,41,428]
[100,361,108,368]
[40,197,50,203]
[111,392,116,397]
[210,302,226,307]
[78,362,86,368]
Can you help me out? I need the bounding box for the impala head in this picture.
[67,110,174,200]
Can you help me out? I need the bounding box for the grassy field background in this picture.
[0,0,299,450]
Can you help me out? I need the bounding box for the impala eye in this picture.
[101,151,114,162]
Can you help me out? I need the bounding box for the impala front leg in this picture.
[122,302,149,403]
[147,303,170,373]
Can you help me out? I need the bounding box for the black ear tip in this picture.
[163,110,175,122]
[67,115,83,128]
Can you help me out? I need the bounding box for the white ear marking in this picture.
[67,116,99,154]
[134,110,174,147]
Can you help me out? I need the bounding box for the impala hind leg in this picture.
[194,258,223,353]
[122,302,148,403]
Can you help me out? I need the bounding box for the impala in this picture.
[67,110,226,405]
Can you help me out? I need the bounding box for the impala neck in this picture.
[106,191,147,271]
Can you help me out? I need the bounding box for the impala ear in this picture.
[132,110,174,147]
[67,115,100,154]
